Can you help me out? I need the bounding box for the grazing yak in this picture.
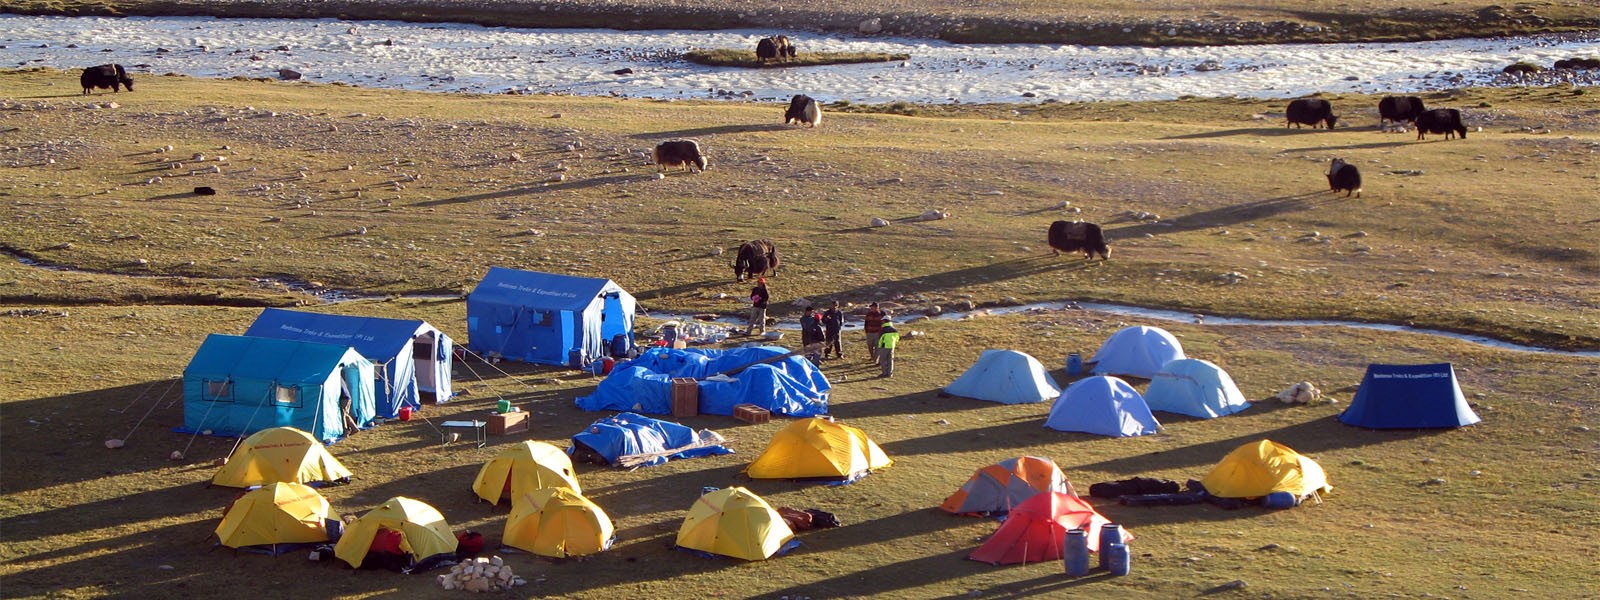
[1327,158,1362,198]
[733,239,780,282]
[1047,221,1109,260]
[80,64,134,95]
[653,140,707,172]
[756,36,796,61]
[784,94,821,127]
[1286,98,1338,129]
[1378,96,1426,130]
[1414,108,1467,140]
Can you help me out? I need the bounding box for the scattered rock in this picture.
[105,439,125,449]
[858,17,884,34]
[1194,60,1224,72]
[870,217,890,227]
[277,68,302,80]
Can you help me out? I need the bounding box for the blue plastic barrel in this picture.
[1105,543,1131,576]
[1063,528,1090,576]
[1097,524,1125,569]
[1263,491,1299,509]
[1066,352,1084,376]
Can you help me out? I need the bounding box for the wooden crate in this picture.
[671,378,699,417]
[733,403,771,424]
[488,411,529,435]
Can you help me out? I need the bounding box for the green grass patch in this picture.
[682,49,909,68]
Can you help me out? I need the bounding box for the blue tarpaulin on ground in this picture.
[574,347,830,417]
[569,412,733,467]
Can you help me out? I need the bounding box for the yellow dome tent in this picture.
[212,426,353,488]
[214,482,332,552]
[676,487,796,561]
[334,496,458,569]
[471,441,582,505]
[744,418,892,481]
[503,487,615,558]
[1200,439,1332,499]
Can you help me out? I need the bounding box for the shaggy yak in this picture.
[81,64,134,95]
[1327,158,1362,198]
[733,239,780,282]
[1047,221,1110,260]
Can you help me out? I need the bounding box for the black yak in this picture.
[756,36,795,62]
[1415,108,1467,140]
[1286,98,1338,129]
[1378,96,1426,130]
[733,239,780,282]
[1327,158,1362,198]
[784,94,821,127]
[81,64,134,95]
[1047,221,1109,260]
[653,140,706,172]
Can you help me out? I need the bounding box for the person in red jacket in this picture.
[862,303,885,364]
[747,278,771,336]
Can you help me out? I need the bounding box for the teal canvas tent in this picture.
[943,350,1060,404]
[244,308,454,419]
[1144,358,1251,419]
[183,334,377,443]
[1339,363,1481,429]
[466,267,637,367]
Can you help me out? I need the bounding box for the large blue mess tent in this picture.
[243,308,454,419]
[183,334,377,443]
[570,412,733,467]
[1339,363,1481,429]
[466,267,636,367]
[575,347,830,417]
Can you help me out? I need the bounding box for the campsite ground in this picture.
[1,67,1598,598]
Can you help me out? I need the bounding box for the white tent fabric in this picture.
[1145,358,1251,419]
[1089,326,1185,379]
[1045,376,1161,437]
[943,350,1060,404]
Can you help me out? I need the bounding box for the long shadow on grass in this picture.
[1161,127,1336,140]
[879,413,1061,457]
[412,173,642,207]
[633,278,728,302]
[629,123,791,140]
[1072,410,1450,476]
[1,476,226,545]
[830,389,1011,421]
[0,380,223,495]
[1281,140,1414,153]
[764,256,1095,312]
[753,546,983,599]
[1106,191,1323,238]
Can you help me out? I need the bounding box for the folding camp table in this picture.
[441,420,487,448]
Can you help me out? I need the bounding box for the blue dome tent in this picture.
[1044,375,1161,437]
[1090,325,1185,379]
[1144,358,1251,419]
[943,349,1060,404]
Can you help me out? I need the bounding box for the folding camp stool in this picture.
[441,420,487,448]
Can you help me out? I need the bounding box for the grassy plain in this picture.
[1,69,1598,599]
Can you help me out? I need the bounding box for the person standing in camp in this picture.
[747,278,770,336]
[875,316,900,378]
[821,300,844,360]
[800,306,823,348]
[863,302,885,364]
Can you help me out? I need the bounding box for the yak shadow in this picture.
[654,251,726,266]
[1105,191,1323,238]
[1280,140,1414,153]
[628,123,790,140]
[1161,126,1329,140]
[413,174,641,207]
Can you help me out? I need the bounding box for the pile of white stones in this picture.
[438,556,527,592]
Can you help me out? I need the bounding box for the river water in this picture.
[3,15,1597,103]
